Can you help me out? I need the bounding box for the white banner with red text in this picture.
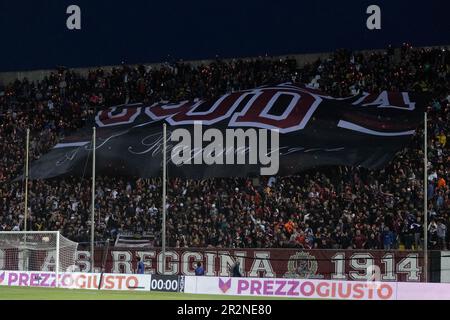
[0,271,151,291]
[184,276,450,300]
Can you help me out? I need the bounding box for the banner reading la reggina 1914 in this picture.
[0,247,431,282]
[68,248,427,282]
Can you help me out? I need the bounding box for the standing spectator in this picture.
[353,229,366,249]
[428,220,439,249]
[411,218,423,249]
[382,227,395,250]
[437,219,447,249]
[231,261,242,277]
[365,233,380,249]
[195,262,205,276]
[136,256,145,274]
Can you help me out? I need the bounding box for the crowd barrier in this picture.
[1,271,450,300]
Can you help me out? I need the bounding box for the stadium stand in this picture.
[0,44,449,251]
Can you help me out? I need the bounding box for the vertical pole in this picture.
[56,231,60,287]
[162,123,167,275]
[24,128,30,231]
[91,127,96,273]
[23,129,30,271]
[424,112,428,282]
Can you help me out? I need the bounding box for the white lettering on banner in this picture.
[157,251,179,275]
[349,253,375,281]
[94,85,326,132]
[41,252,57,271]
[228,89,322,134]
[181,252,203,276]
[397,254,421,281]
[95,106,142,127]
[381,254,397,281]
[111,251,133,274]
[71,249,425,281]
[205,252,217,276]
[76,251,91,272]
[352,91,415,110]
[166,92,249,126]
[331,253,347,280]
[248,252,275,278]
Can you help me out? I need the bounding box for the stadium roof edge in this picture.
[0,45,448,86]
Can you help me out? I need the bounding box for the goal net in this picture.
[0,231,79,276]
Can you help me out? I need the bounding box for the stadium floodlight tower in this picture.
[0,231,79,287]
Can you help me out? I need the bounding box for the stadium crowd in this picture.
[0,44,449,251]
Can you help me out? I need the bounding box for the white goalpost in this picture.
[0,231,79,286]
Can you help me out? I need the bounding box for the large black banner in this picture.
[24,83,428,179]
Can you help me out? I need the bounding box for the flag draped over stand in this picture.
[20,83,428,180]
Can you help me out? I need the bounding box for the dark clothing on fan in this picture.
[231,264,242,277]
